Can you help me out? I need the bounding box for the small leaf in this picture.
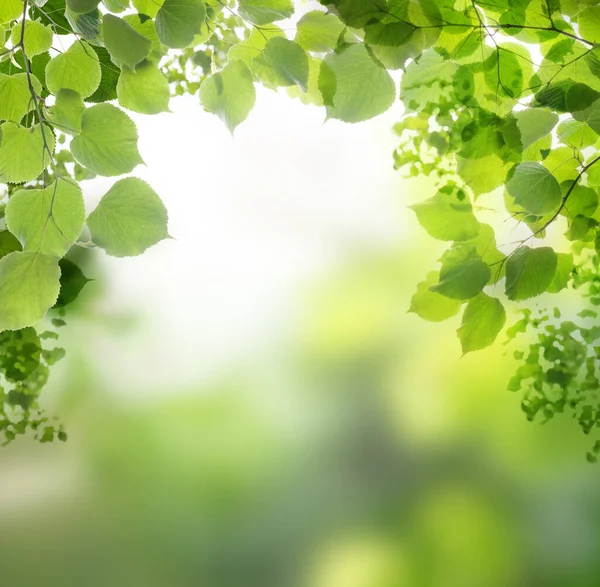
[411,184,480,241]
[253,38,309,91]
[319,44,395,123]
[71,103,143,176]
[505,246,558,300]
[547,252,574,293]
[238,0,293,25]
[45,41,101,99]
[506,162,561,215]
[117,60,170,114]
[431,246,491,300]
[0,252,61,331]
[103,14,151,70]
[409,271,462,322]
[200,60,255,132]
[156,0,206,48]
[6,179,85,257]
[457,293,506,354]
[0,123,54,184]
[87,177,169,256]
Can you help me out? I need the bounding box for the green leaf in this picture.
[54,258,90,308]
[103,14,151,69]
[0,252,61,331]
[409,271,462,322]
[86,46,119,103]
[410,184,481,241]
[0,123,54,184]
[45,41,101,99]
[0,0,23,24]
[253,38,309,91]
[579,6,600,44]
[0,73,42,123]
[563,184,598,218]
[131,0,163,17]
[547,252,574,293]
[0,231,22,260]
[156,0,206,48]
[87,177,169,256]
[238,0,293,25]
[506,162,562,215]
[514,109,558,148]
[66,0,101,13]
[457,293,506,354]
[431,246,491,300]
[295,11,344,52]
[10,19,54,57]
[48,89,85,134]
[200,60,256,132]
[505,246,558,300]
[117,60,170,114]
[6,180,85,257]
[71,103,143,176]
[103,0,130,11]
[319,44,395,123]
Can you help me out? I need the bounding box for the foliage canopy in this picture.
[1,0,600,454]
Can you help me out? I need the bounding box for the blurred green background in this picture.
[1,93,599,587]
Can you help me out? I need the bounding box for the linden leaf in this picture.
[409,271,462,322]
[0,123,54,184]
[117,60,170,115]
[200,60,256,132]
[505,246,558,300]
[253,38,309,91]
[0,252,61,332]
[71,103,143,176]
[103,14,151,70]
[0,73,42,123]
[48,89,85,134]
[156,0,206,49]
[10,19,54,57]
[66,0,101,12]
[87,177,169,257]
[410,185,480,241]
[457,293,506,354]
[319,44,395,123]
[6,179,85,257]
[45,41,101,99]
[506,162,562,215]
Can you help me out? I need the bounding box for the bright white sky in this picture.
[69,87,407,395]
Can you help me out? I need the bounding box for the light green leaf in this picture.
[547,252,574,293]
[200,60,256,132]
[295,11,344,52]
[579,6,600,44]
[319,44,395,123]
[409,271,462,322]
[505,246,558,300]
[103,0,130,11]
[227,26,283,66]
[0,0,23,25]
[132,0,164,17]
[117,61,170,114]
[11,19,54,57]
[431,246,491,300]
[156,0,206,48]
[87,177,169,257]
[0,252,61,331]
[411,184,480,241]
[238,0,293,25]
[6,180,85,257]
[506,162,561,215]
[514,109,558,148]
[103,14,151,69]
[45,41,101,99]
[123,14,166,63]
[456,154,510,197]
[71,103,143,176]
[253,38,309,91]
[48,89,85,134]
[0,73,42,123]
[457,293,506,354]
[563,184,598,218]
[0,123,54,184]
